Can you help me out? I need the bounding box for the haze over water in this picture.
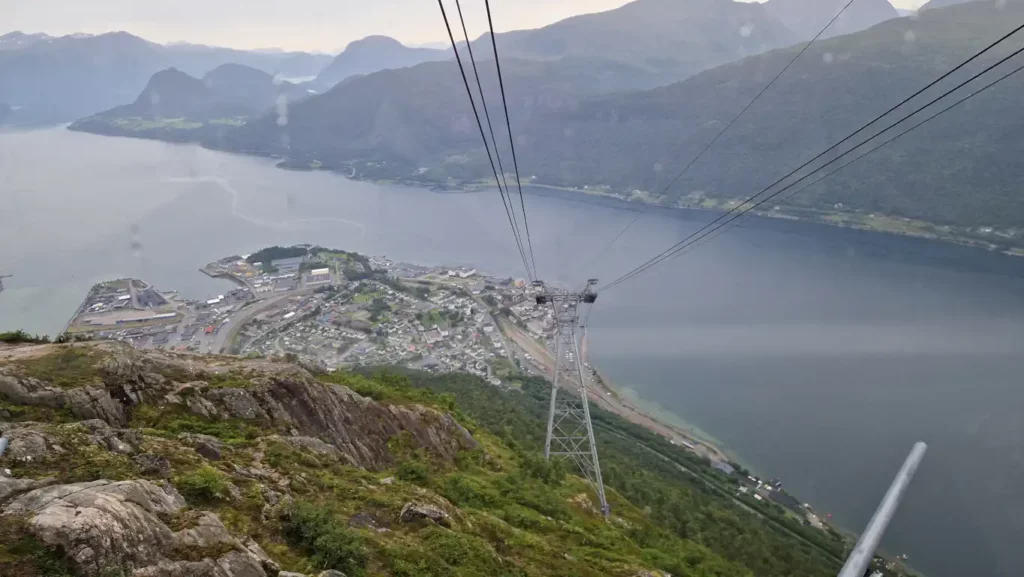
[2,127,1023,577]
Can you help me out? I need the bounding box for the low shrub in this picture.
[282,502,367,577]
[174,466,232,503]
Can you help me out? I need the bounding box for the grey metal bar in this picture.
[837,442,928,577]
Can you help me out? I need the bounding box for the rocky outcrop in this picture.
[0,474,55,503]
[66,385,128,426]
[0,374,67,408]
[1,427,52,461]
[399,502,451,528]
[179,433,225,461]
[0,420,142,465]
[193,376,477,470]
[1,479,277,577]
[1,343,478,471]
[4,480,186,573]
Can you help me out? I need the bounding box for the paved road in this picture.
[212,291,313,354]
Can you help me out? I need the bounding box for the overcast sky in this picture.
[1,0,931,53]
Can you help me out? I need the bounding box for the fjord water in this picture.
[2,127,1023,577]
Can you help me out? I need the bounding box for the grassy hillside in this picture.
[0,341,888,577]
[509,0,1024,232]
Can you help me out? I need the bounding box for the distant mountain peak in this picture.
[0,30,54,50]
[765,0,899,38]
[349,35,407,48]
[317,34,449,87]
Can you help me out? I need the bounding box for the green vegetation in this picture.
[174,465,234,504]
[205,372,254,390]
[110,117,204,131]
[0,330,51,344]
[246,245,308,265]
[208,118,247,126]
[416,309,463,328]
[282,502,369,576]
[368,368,847,577]
[0,345,877,577]
[12,347,102,388]
[130,404,265,442]
[354,291,385,304]
[3,425,140,483]
[0,518,75,577]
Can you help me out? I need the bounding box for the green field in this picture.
[353,291,384,304]
[208,118,247,126]
[110,117,204,131]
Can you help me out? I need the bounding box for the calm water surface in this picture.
[2,127,1023,577]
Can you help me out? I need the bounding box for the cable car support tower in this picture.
[537,279,609,518]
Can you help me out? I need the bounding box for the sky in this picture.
[0,0,932,53]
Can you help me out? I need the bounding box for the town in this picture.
[62,245,845,545]
[64,245,558,387]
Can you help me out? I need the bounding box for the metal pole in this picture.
[837,442,928,577]
[544,332,564,460]
[571,332,609,518]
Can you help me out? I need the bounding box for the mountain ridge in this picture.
[465,0,802,85]
[206,0,1024,245]
[68,64,310,144]
[315,35,450,88]
[0,31,331,125]
[764,0,900,38]
[0,339,856,577]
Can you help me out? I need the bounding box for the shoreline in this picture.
[578,326,733,463]
[65,124,1024,257]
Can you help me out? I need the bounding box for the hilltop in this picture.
[0,31,330,125]
[315,36,449,88]
[0,339,902,577]
[68,64,310,144]
[208,0,1024,250]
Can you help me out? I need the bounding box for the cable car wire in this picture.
[586,0,860,267]
[485,0,539,279]
[437,0,534,280]
[657,60,1024,268]
[601,25,1024,291]
[454,0,517,236]
[600,43,1024,292]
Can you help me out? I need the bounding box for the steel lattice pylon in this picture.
[539,281,609,518]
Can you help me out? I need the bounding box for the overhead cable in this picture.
[586,0,861,267]
[437,0,534,280]
[453,0,518,240]
[485,0,539,279]
[601,43,1024,292]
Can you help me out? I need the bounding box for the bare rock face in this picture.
[0,373,67,408]
[66,385,128,426]
[0,474,56,504]
[3,428,51,461]
[1,479,274,577]
[199,377,477,470]
[179,433,225,461]
[399,502,451,528]
[4,480,185,573]
[134,454,173,478]
[3,340,478,469]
